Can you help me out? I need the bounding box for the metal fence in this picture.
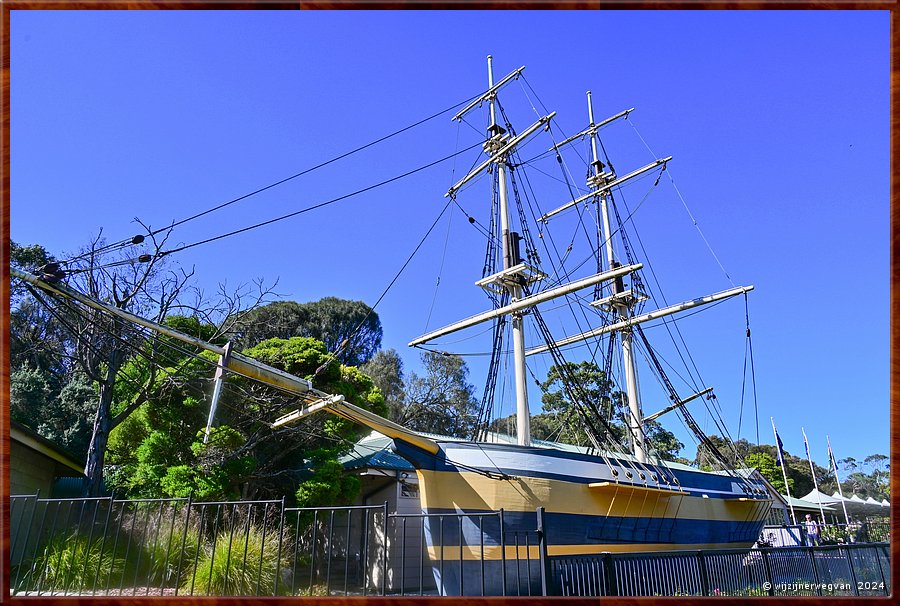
[551,543,891,597]
[10,494,891,597]
[9,494,540,597]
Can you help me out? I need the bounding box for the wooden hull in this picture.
[393,439,771,595]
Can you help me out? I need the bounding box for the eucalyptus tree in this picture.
[230,297,383,366]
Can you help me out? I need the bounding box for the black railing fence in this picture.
[551,543,890,597]
[9,494,891,597]
[10,495,540,596]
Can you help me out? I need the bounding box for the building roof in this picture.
[10,421,85,476]
[339,431,414,472]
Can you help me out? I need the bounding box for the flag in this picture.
[803,428,811,459]
[828,442,838,473]
[771,417,786,467]
[775,432,786,467]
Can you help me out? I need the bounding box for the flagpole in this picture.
[802,427,827,525]
[827,435,851,524]
[771,417,797,524]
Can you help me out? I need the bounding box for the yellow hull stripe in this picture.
[415,470,771,522]
[426,541,761,561]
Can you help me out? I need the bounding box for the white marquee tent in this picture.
[800,488,890,521]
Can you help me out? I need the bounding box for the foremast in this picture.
[487,56,531,447]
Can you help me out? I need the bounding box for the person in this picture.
[805,514,820,546]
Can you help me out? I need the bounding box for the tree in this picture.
[10,364,52,430]
[12,232,274,496]
[108,335,387,504]
[539,361,624,448]
[239,336,386,503]
[486,360,684,459]
[55,231,196,496]
[10,242,71,389]
[231,297,382,366]
[397,351,480,438]
[745,451,793,493]
[359,349,405,421]
[643,420,684,462]
[35,373,97,458]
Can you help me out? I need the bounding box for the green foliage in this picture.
[182,524,289,596]
[245,336,338,381]
[19,531,128,592]
[360,349,405,420]
[11,366,96,459]
[744,451,793,493]
[538,360,627,448]
[295,457,361,508]
[693,436,890,501]
[155,429,256,500]
[10,364,52,427]
[108,331,384,503]
[232,297,382,366]
[399,351,480,438]
[141,518,201,587]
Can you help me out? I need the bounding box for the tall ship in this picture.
[273,57,772,592]
[14,57,772,596]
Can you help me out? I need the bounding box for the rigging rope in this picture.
[53,95,481,268]
[158,143,481,259]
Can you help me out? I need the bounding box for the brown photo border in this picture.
[1,2,896,604]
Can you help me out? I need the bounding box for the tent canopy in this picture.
[804,489,889,519]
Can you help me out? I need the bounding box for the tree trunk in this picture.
[82,350,121,496]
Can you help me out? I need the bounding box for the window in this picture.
[400,481,419,499]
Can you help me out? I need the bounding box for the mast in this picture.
[587,91,646,463]
[487,55,531,446]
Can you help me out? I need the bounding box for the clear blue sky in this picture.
[10,10,889,470]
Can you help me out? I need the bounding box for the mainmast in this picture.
[487,56,531,446]
[586,91,647,463]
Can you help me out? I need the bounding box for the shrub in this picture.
[182,523,288,596]
[141,519,202,587]
[18,531,128,594]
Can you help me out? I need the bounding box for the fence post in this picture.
[602,552,617,596]
[12,492,41,594]
[760,548,775,596]
[875,544,888,594]
[697,549,710,596]
[499,509,507,596]
[381,501,388,596]
[808,546,822,596]
[536,506,552,596]
[274,496,285,596]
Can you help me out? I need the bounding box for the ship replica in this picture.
[274,57,772,593]
[14,57,772,596]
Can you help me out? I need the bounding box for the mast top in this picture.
[452,61,526,123]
